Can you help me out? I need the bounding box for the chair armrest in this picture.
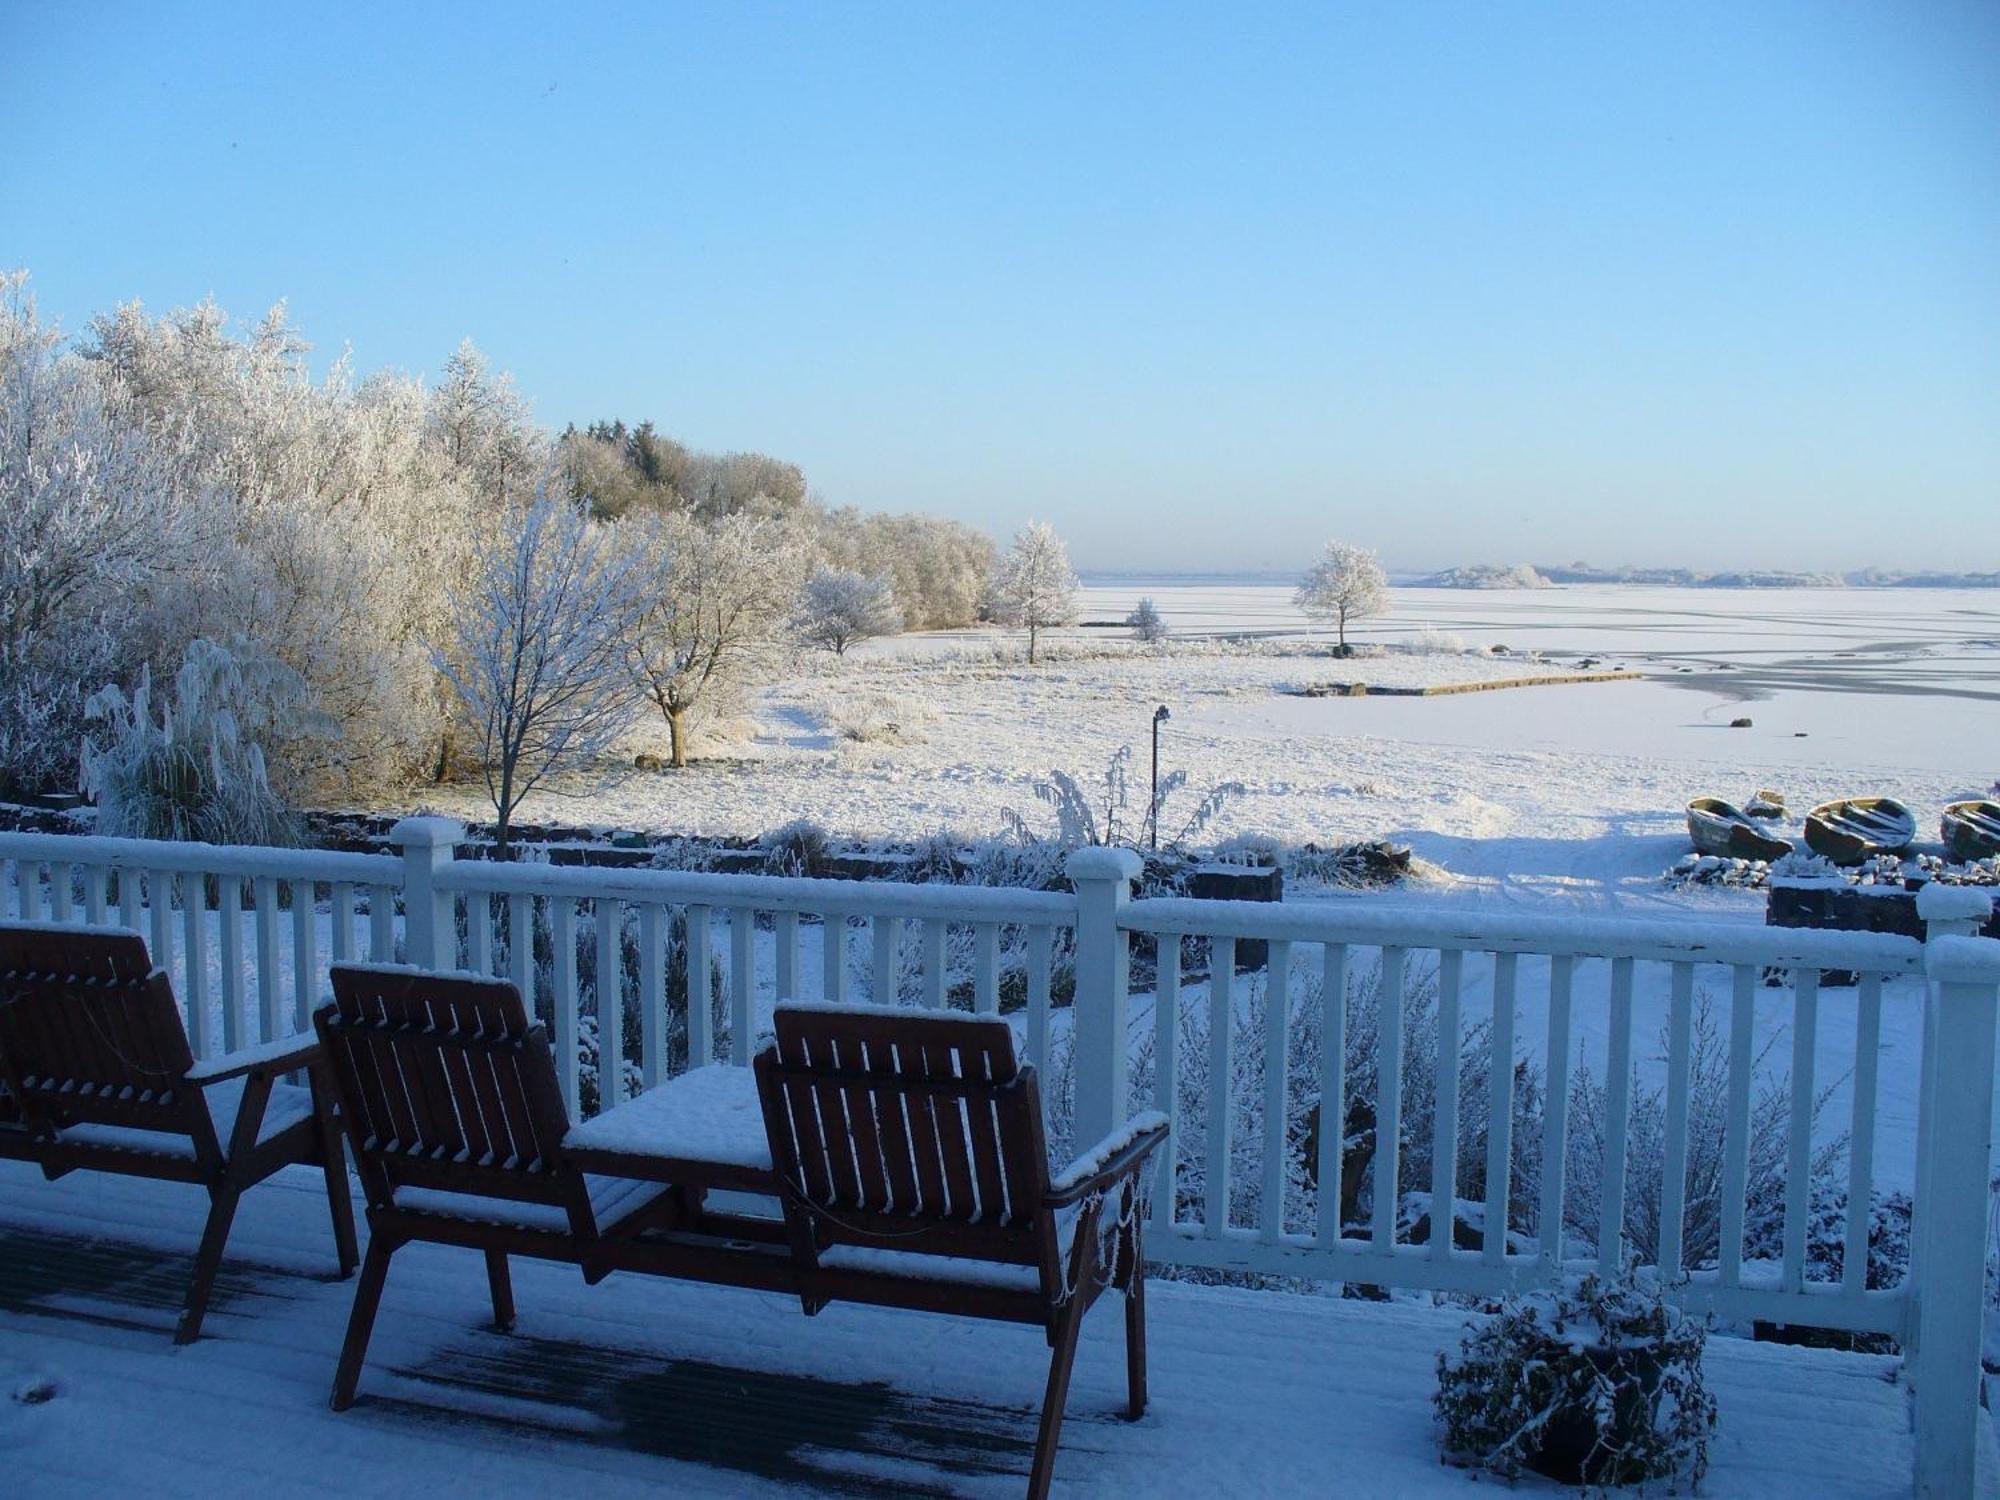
[1044,1112,1170,1209]
[185,1033,322,1086]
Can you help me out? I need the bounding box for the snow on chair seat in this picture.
[0,921,358,1343]
[563,1060,774,1184]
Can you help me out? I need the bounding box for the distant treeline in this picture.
[1418,561,2000,590]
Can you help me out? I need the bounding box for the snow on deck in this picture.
[1,1162,1989,1498]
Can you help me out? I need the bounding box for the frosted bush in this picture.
[1132,952,1544,1244]
[1002,746,1243,853]
[1563,995,1846,1274]
[80,638,314,845]
[829,691,933,745]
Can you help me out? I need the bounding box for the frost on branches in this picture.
[621,509,808,767]
[436,487,642,855]
[796,566,902,655]
[1125,596,1168,643]
[0,272,175,796]
[990,519,1079,663]
[1294,540,1389,653]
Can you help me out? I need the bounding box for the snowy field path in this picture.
[2,1162,1985,1498]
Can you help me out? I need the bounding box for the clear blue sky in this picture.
[4,1,1995,573]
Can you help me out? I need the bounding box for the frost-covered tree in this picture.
[436,487,641,856]
[80,293,476,789]
[623,509,808,767]
[1126,596,1168,643]
[991,519,1078,664]
[0,272,179,794]
[811,507,995,630]
[797,566,902,654]
[1294,540,1389,653]
[427,338,538,508]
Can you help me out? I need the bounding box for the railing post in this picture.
[390,817,465,971]
[1067,846,1141,1149]
[1911,885,1998,1499]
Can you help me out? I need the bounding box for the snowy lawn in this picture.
[2,1161,1986,1498]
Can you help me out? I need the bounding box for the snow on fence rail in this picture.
[1,823,1995,1496]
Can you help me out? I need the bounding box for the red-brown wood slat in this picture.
[430,1018,491,1163]
[814,1036,871,1209]
[445,992,510,1165]
[963,1048,1011,1224]
[922,1036,977,1220]
[774,1026,837,1205]
[858,1034,920,1213]
[402,1004,468,1161]
[835,1034,891,1212]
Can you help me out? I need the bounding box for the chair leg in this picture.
[1124,1273,1149,1419]
[1028,1291,1089,1500]
[332,1237,394,1412]
[175,1187,241,1345]
[317,1118,359,1278]
[485,1250,516,1331]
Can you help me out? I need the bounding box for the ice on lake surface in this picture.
[1069,581,1999,777]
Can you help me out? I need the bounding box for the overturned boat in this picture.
[1941,800,2000,863]
[1687,797,1794,863]
[1803,797,1917,866]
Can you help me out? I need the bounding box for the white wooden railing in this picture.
[2,822,1995,1496]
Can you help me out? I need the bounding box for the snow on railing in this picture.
[3,821,1995,1495]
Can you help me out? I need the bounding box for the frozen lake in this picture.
[1069,580,1998,779]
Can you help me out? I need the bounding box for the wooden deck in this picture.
[0,1161,1988,1497]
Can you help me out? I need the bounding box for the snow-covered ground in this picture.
[2,1162,1984,1497]
[393,583,1997,918]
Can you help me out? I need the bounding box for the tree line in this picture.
[0,272,1094,844]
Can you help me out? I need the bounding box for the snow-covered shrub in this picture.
[808,505,994,630]
[1436,1270,1716,1488]
[1413,626,1466,655]
[1564,995,1845,1274]
[80,638,312,845]
[1001,746,1243,854]
[83,294,481,792]
[760,818,832,876]
[1132,952,1544,1244]
[828,690,932,745]
[1210,832,1283,868]
[1126,596,1168,643]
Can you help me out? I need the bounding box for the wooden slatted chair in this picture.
[751,1001,1168,1500]
[314,961,682,1410]
[0,921,358,1342]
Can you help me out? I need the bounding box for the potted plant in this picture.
[1435,1271,1716,1490]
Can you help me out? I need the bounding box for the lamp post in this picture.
[1150,704,1171,849]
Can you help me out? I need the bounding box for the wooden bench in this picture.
[316,965,1167,1498]
[0,921,358,1342]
